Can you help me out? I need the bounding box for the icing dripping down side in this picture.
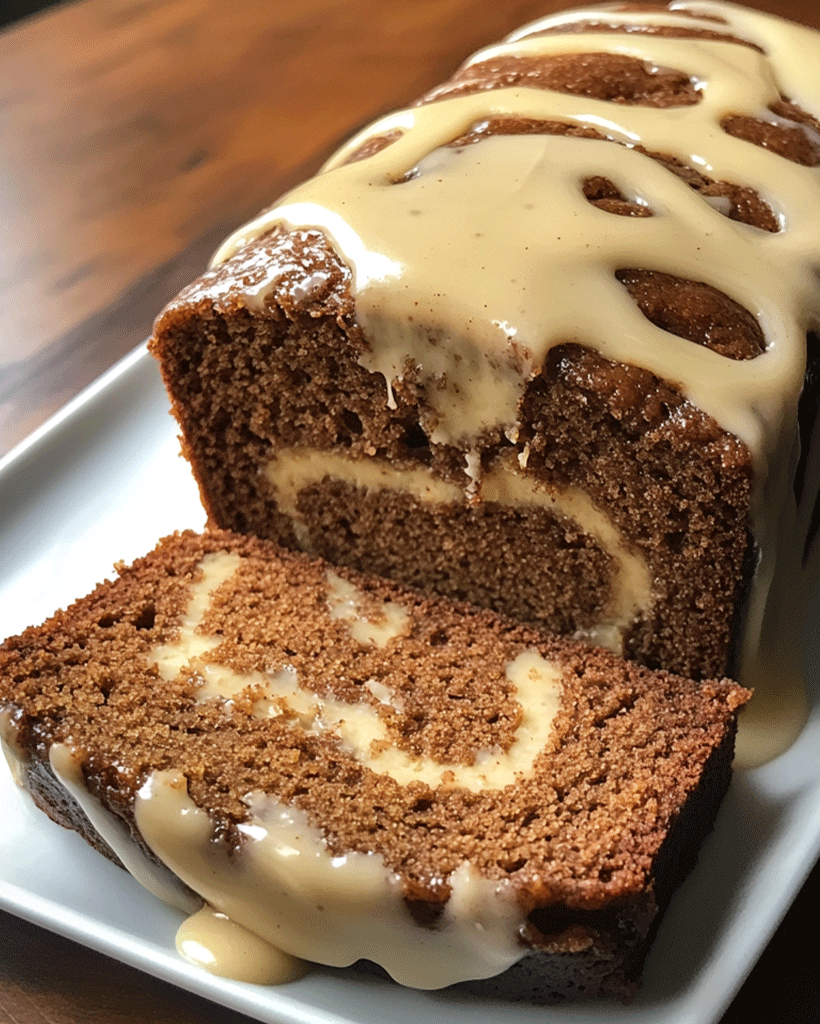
[134,774,526,990]
[47,743,201,915]
[0,708,27,788]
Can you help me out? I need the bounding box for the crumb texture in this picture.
[0,531,747,999]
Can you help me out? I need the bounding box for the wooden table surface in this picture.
[0,0,817,1021]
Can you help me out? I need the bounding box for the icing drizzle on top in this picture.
[212,0,820,481]
[208,3,820,749]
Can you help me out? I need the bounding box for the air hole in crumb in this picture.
[429,629,449,646]
[403,422,430,449]
[97,614,119,629]
[498,857,527,873]
[342,409,363,435]
[132,604,156,630]
[665,531,685,554]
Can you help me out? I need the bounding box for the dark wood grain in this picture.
[0,0,817,1021]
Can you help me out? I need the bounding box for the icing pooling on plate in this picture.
[176,905,308,984]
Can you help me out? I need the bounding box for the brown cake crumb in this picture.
[0,530,749,1001]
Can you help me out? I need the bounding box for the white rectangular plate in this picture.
[1,343,819,1024]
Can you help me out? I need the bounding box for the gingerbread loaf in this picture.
[0,529,749,1000]
[150,1,820,710]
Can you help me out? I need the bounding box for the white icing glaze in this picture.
[208,2,820,757]
[48,743,201,915]
[135,773,526,990]
[152,551,242,681]
[176,905,308,984]
[0,709,27,788]
[326,569,410,648]
[213,11,819,466]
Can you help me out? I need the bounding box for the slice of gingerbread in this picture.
[0,529,748,1001]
